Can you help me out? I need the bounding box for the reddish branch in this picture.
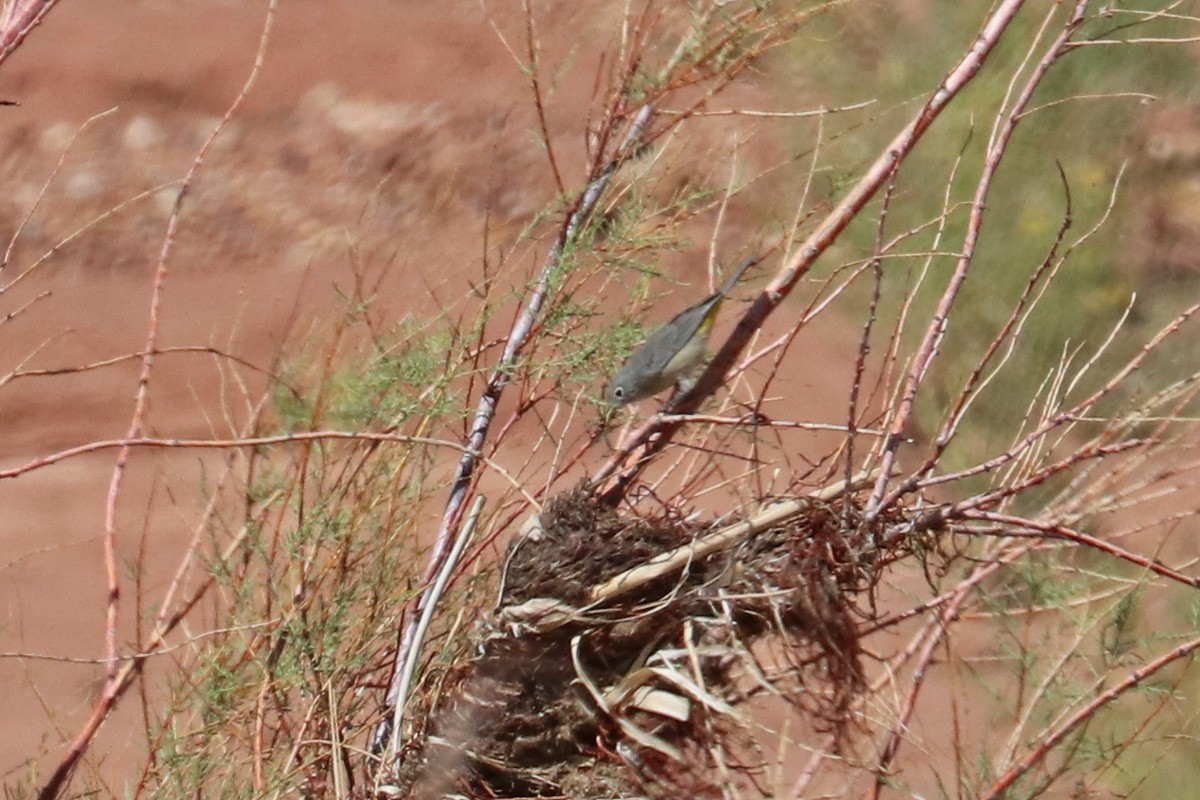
[0,0,58,67]
[0,431,479,481]
[960,510,1200,590]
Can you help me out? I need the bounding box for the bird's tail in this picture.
[716,254,761,297]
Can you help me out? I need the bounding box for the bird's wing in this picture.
[635,297,720,374]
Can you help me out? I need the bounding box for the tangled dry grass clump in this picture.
[397,482,919,798]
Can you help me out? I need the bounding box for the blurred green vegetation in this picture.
[776,1,1200,468]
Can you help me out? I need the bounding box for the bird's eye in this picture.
[613,386,625,399]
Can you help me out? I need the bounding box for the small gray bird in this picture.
[606,257,757,405]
